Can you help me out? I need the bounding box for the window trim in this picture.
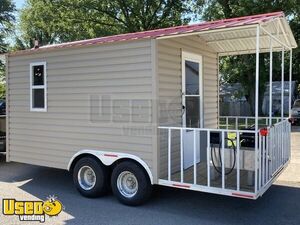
[30,62,47,112]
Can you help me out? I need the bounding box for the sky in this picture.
[5,0,25,45]
[14,0,25,10]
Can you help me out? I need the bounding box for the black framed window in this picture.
[30,62,47,111]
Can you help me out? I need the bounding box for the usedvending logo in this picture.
[2,196,63,223]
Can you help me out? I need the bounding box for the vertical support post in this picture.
[280,124,283,162]
[281,48,284,121]
[284,123,286,162]
[258,134,262,189]
[281,122,284,165]
[284,123,286,164]
[271,126,274,177]
[254,25,260,193]
[262,135,265,186]
[271,126,274,175]
[266,130,269,182]
[217,54,220,128]
[236,132,240,191]
[284,122,287,162]
[226,117,228,129]
[275,125,278,169]
[221,131,225,189]
[168,129,171,181]
[281,48,285,167]
[193,130,197,184]
[277,124,280,168]
[269,37,273,126]
[289,50,293,117]
[288,120,290,161]
[180,129,183,183]
[276,123,281,170]
[207,131,211,187]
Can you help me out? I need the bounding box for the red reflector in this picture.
[104,153,118,157]
[172,183,191,188]
[259,128,268,136]
[232,192,255,199]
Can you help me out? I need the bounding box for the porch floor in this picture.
[167,162,255,192]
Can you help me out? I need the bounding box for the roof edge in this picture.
[8,11,286,57]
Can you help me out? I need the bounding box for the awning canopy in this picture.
[9,11,297,56]
[197,15,297,56]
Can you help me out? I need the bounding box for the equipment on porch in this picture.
[210,132,237,176]
[240,125,256,148]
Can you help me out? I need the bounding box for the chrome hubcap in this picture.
[117,171,138,198]
[78,166,96,191]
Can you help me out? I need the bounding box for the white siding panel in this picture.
[157,36,218,178]
[7,40,155,172]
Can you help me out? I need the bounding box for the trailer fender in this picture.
[68,150,153,184]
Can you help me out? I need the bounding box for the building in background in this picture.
[220,81,297,116]
[262,81,297,116]
[219,83,251,116]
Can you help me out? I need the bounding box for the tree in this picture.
[0,0,15,99]
[17,0,195,48]
[289,3,300,86]
[200,0,299,115]
[0,0,15,52]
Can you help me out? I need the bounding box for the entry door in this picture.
[182,51,203,169]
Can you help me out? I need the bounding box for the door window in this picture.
[182,53,202,128]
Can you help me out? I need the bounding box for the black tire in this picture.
[73,157,110,198]
[111,161,152,206]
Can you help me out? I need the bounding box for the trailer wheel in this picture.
[73,157,109,198]
[111,161,152,206]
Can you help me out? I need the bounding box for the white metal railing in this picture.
[219,116,283,130]
[258,119,291,193]
[158,119,291,199]
[158,126,257,197]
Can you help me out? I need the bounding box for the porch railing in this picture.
[219,116,283,130]
[258,119,291,193]
[158,119,290,198]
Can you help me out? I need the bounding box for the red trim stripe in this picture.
[172,183,191,188]
[232,192,255,199]
[103,153,118,158]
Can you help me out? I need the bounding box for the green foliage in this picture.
[13,0,300,114]
[289,3,300,83]
[0,61,5,99]
[0,0,15,53]
[201,0,295,20]
[0,59,4,77]
[17,0,195,47]
[0,0,15,99]
[0,0,15,34]
[0,48,6,98]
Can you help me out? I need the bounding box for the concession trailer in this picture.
[5,12,297,205]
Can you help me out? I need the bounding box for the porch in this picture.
[158,117,290,199]
[156,12,296,199]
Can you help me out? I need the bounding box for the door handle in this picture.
[182,105,186,117]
